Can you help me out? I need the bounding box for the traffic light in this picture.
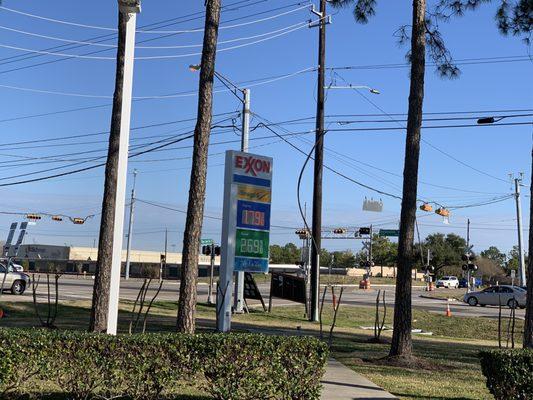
[202,245,212,256]
[295,228,309,239]
[51,215,63,222]
[359,227,371,235]
[72,218,85,225]
[462,253,478,271]
[26,214,41,221]
[419,203,433,212]
[214,246,221,256]
[435,208,450,217]
[333,228,347,234]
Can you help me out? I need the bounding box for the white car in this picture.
[436,276,459,289]
[464,285,526,309]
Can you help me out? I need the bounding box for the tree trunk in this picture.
[524,146,533,348]
[89,10,127,333]
[177,0,221,334]
[389,0,426,358]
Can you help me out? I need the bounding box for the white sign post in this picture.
[217,150,273,332]
[106,0,140,335]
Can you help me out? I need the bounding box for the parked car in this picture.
[458,277,482,289]
[464,285,526,309]
[436,276,459,289]
[0,263,30,295]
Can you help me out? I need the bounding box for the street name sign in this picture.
[218,150,273,332]
[379,229,400,237]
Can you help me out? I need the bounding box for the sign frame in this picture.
[217,150,273,332]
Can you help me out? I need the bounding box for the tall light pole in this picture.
[189,64,250,314]
[125,169,138,280]
[478,115,527,286]
[514,175,526,286]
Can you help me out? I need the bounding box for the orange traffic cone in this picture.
[445,302,452,317]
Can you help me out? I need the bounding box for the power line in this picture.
[0,1,304,74]
[0,3,309,34]
[0,0,257,66]
[330,71,516,185]
[0,21,311,60]
[328,55,532,70]
[136,198,297,229]
[252,112,519,211]
[327,121,532,132]
[0,66,315,100]
[0,111,238,147]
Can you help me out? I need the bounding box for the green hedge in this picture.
[479,349,533,400]
[0,329,328,400]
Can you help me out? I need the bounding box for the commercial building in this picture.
[16,244,219,279]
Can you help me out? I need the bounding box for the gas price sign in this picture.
[218,150,273,332]
[221,151,273,274]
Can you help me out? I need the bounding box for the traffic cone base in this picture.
[445,303,452,317]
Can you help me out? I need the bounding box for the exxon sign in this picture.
[234,154,272,179]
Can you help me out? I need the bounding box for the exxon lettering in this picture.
[235,155,271,176]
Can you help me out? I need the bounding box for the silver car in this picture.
[464,285,526,309]
[0,263,30,295]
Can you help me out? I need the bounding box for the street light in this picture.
[188,64,246,103]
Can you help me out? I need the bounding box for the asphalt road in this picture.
[5,276,525,320]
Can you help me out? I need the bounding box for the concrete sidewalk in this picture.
[321,359,397,399]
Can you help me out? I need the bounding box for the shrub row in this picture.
[0,329,328,400]
[479,349,533,400]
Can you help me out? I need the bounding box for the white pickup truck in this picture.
[0,263,30,295]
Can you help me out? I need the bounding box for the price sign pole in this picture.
[217,151,273,332]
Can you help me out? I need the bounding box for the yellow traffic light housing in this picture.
[72,218,85,225]
[26,213,41,221]
[51,215,63,222]
[419,203,433,212]
[435,208,450,217]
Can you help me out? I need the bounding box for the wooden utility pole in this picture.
[310,0,327,323]
[177,0,221,334]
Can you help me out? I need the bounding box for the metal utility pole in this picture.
[208,243,216,305]
[309,0,327,323]
[466,218,471,293]
[514,176,527,286]
[234,88,250,314]
[125,169,138,280]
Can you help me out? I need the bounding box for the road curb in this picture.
[419,295,458,302]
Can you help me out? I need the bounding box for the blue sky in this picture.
[0,0,531,256]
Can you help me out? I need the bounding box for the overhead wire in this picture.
[331,71,514,184]
[0,1,307,75]
[0,20,312,60]
[0,3,310,34]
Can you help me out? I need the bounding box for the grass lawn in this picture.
[1,299,520,400]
